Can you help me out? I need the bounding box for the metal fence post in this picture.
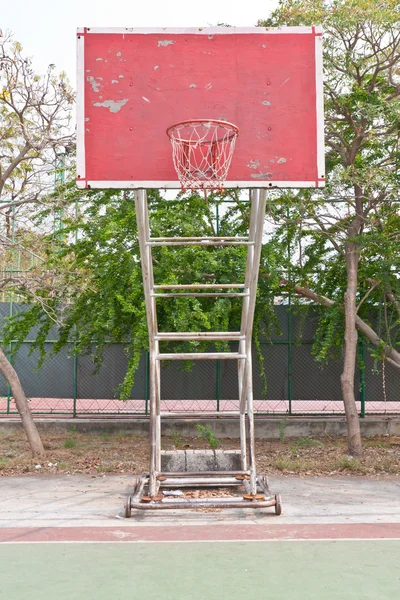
[6,343,12,415]
[216,360,221,411]
[73,349,78,417]
[359,340,366,418]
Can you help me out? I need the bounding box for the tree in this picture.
[0,32,74,457]
[259,0,400,456]
[4,188,268,399]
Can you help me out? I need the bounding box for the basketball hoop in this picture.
[166,119,239,191]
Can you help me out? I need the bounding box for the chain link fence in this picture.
[0,304,399,417]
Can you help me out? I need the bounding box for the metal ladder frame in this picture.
[125,188,281,515]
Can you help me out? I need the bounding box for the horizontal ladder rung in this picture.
[150,237,249,241]
[160,411,240,417]
[157,471,250,478]
[153,284,245,289]
[156,332,244,341]
[156,352,246,361]
[147,240,253,247]
[152,292,249,298]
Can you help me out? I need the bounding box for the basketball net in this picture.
[167,119,239,192]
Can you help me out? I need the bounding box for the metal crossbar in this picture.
[129,189,281,515]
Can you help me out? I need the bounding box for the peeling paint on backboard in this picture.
[93,99,129,113]
[87,76,102,93]
[158,40,174,47]
[247,159,260,169]
[251,172,273,180]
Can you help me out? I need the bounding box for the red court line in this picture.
[1,523,400,543]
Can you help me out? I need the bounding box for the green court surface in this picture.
[1,541,399,600]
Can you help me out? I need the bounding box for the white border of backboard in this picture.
[76,26,325,190]
[82,26,317,35]
[315,31,325,186]
[76,31,86,183]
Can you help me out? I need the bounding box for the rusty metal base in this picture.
[124,473,282,517]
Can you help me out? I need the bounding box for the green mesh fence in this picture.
[0,304,399,417]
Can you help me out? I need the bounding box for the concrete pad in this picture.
[161,450,184,472]
[0,474,399,528]
[161,449,241,472]
[185,449,215,472]
[214,449,241,471]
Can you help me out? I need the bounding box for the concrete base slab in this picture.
[161,449,241,472]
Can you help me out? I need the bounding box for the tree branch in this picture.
[280,280,400,369]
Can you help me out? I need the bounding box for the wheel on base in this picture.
[124,495,132,518]
[274,493,282,516]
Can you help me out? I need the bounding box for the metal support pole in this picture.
[134,190,158,495]
[73,350,78,417]
[243,190,267,494]
[216,360,221,412]
[238,190,260,472]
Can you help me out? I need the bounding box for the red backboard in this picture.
[76,27,324,189]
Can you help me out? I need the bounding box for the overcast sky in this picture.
[2,0,279,84]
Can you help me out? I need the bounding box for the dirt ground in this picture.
[0,428,399,477]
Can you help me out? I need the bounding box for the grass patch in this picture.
[63,438,77,449]
[273,458,314,472]
[289,436,324,456]
[364,440,392,449]
[114,432,131,442]
[57,461,73,470]
[96,463,115,473]
[335,456,369,474]
[294,436,324,447]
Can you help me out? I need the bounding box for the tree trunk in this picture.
[0,346,45,458]
[341,240,363,458]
